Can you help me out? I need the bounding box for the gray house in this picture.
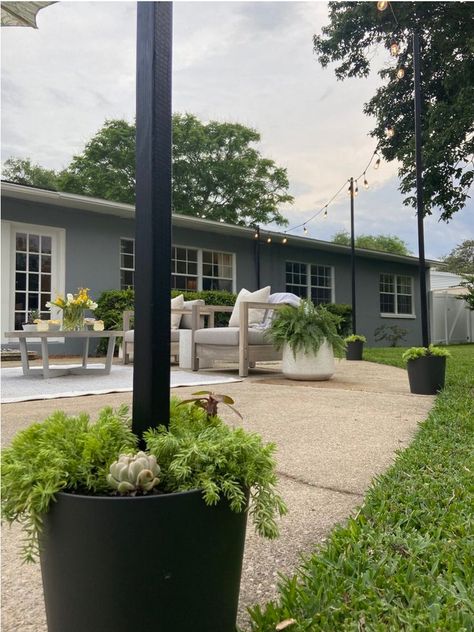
[1,181,436,352]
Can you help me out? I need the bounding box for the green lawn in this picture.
[249,344,474,631]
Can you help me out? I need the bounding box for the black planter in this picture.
[407,355,447,395]
[346,340,364,361]
[39,489,248,632]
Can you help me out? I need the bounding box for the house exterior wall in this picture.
[2,194,428,354]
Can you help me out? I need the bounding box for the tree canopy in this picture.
[332,230,411,255]
[441,240,474,275]
[314,2,474,221]
[3,115,292,227]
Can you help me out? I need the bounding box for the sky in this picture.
[1,0,472,260]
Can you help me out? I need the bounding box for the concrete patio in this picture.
[1,359,434,631]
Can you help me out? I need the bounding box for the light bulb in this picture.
[267,237,272,244]
[219,218,225,223]
[377,1,388,10]
[390,42,400,57]
[282,237,288,244]
[303,226,308,234]
[355,182,359,196]
[254,232,259,239]
[363,175,369,189]
[396,66,405,79]
[385,126,395,138]
[323,208,328,218]
[374,157,381,170]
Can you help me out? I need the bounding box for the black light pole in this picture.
[413,28,430,347]
[349,177,357,334]
[133,2,173,441]
[254,225,261,289]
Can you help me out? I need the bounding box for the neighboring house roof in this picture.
[430,270,466,290]
[1,180,439,267]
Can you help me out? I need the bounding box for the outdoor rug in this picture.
[1,365,242,404]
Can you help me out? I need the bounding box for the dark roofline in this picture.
[1,180,439,266]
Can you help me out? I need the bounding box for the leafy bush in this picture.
[402,344,451,362]
[266,300,346,358]
[344,334,366,343]
[325,303,352,337]
[171,289,236,326]
[1,398,286,561]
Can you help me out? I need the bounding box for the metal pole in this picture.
[254,225,261,289]
[413,29,429,347]
[350,177,356,334]
[133,2,173,440]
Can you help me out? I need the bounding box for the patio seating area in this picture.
[1,357,435,630]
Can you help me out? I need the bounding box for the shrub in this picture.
[325,303,352,337]
[402,344,451,362]
[345,334,366,343]
[171,289,236,326]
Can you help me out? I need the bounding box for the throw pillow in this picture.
[180,299,205,329]
[171,294,185,329]
[229,286,271,327]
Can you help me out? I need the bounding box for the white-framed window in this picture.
[1,221,66,336]
[286,261,334,304]
[380,273,414,316]
[120,238,135,289]
[119,240,235,293]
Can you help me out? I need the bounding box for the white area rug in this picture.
[1,365,241,404]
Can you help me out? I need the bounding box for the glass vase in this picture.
[62,309,85,331]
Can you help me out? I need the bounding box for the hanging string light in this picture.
[390,41,400,56]
[396,66,405,79]
[282,237,288,244]
[354,181,359,196]
[254,231,259,238]
[363,174,369,189]
[303,226,308,234]
[385,126,395,138]
[266,237,272,244]
[374,155,381,169]
[377,0,388,10]
[323,207,328,218]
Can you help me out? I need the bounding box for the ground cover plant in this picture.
[249,344,474,631]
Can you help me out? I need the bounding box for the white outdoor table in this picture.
[4,330,124,378]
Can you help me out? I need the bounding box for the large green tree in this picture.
[9,115,292,227]
[441,240,474,275]
[314,2,474,221]
[3,157,60,191]
[332,230,411,255]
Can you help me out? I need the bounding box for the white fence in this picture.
[430,290,473,345]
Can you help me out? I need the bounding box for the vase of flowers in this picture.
[47,288,98,331]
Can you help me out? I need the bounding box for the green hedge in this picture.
[325,303,352,337]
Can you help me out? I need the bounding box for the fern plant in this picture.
[266,300,346,358]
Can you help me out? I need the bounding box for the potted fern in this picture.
[266,300,346,380]
[344,334,367,361]
[402,344,451,395]
[1,395,286,632]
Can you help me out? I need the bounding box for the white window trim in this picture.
[379,273,416,318]
[286,261,335,303]
[120,237,135,289]
[1,220,66,342]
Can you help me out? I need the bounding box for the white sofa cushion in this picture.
[125,329,180,343]
[180,299,205,329]
[194,327,270,346]
[171,294,185,329]
[228,286,271,327]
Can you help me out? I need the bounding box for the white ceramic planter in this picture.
[22,324,37,332]
[282,340,335,380]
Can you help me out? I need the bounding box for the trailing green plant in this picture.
[344,334,366,343]
[374,324,409,347]
[402,344,451,363]
[2,397,286,561]
[145,398,287,539]
[1,406,136,561]
[107,451,161,495]
[325,303,352,337]
[266,300,346,358]
[25,309,40,324]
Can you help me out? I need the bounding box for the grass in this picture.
[249,344,474,631]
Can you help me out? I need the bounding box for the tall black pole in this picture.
[254,225,261,289]
[349,177,357,334]
[413,29,429,347]
[133,2,173,440]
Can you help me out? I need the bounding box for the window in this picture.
[14,231,53,329]
[120,238,135,289]
[202,250,233,292]
[286,261,334,304]
[172,247,198,291]
[120,241,235,293]
[380,273,414,316]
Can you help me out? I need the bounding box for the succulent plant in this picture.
[107,451,160,495]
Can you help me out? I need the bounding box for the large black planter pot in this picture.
[407,355,447,395]
[346,341,364,361]
[39,489,248,632]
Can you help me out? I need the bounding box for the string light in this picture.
[219,218,225,223]
[323,207,328,218]
[374,156,381,169]
[303,226,308,234]
[390,41,400,56]
[363,174,369,189]
[254,231,259,239]
[377,0,388,10]
[396,66,405,79]
[267,237,272,244]
[282,237,288,244]
[354,181,359,196]
[385,126,395,138]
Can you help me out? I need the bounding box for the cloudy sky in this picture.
[2,1,472,259]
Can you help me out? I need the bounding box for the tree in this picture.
[332,230,411,255]
[2,157,59,191]
[37,115,292,226]
[441,240,474,275]
[314,2,474,221]
[459,275,474,311]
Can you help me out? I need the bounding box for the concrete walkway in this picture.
[1,359,434,631]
